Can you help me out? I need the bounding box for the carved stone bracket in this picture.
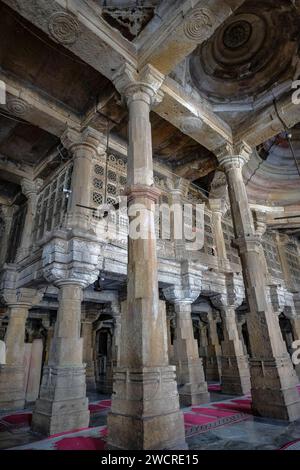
[42,231,102,289]
[210,273,245,311]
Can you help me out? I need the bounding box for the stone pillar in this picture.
[237,318,248,356]
[32,281,89,435]
[111,301,121,369]
[61,127,106,231]
[107,63,186,450]
[291,294,300,379]
[16,178,43,262]
[81,313,97,392]
[211,283,251,396]
[167,178,190,260]
[25,339,43,403]
[206,310,222,382]
[276,233,296,292]
[0,288,43,409]
[216,142,300,420]
[163,262,209,407]
[0,205,14,266]
[209,199,230,271]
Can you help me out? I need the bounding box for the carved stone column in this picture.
[209,198,230,272]
[276,233,297,292]
[206,310,222,382]
[31,225,102,435]
[81,308,98,392]
[0,205,14,266]
[216,142,300,421]
[211,275,250,395]
[16,178,43,262]
[107,64,186,450]
[163,262,209,406]
[167,177,190,260]
[61,127,106,231]
[0,286,44,409]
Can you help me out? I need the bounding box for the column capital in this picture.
[61,126,107,155]
[163,261,204,304]
[21,178,43,199]
[252,209,268,239]
[215,141,253,170]
[113,63,165,106]
[210,274,244,311]
[209,198,228,216]
[1,287,45,308]
[166,177,190,198]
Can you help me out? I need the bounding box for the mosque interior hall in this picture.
[0,0,300,452]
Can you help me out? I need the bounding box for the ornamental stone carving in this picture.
[112,63,165,106]
[180,117,203,135]
[6,97,28,116]
[42,232,102,288]
[48,12,80,45]
[163,260,205,304]
[215,141,253,170]
[210,273,245,310]
[183,8,214,42]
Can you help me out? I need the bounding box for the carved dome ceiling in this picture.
[244,127,300,206]
[190,0,300,104]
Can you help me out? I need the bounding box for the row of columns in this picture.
[1,60,300,449]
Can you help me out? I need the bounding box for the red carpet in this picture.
[208,384,221,392]
[54,436,106,450]
[191,407,239,418]
[213,402,252,414]
[231,398,252,405]
[184,413,216,426]
[0,413,32,431]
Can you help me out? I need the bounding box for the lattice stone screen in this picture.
[262,232,284,281]
[33,162,73,242]
[285,241,300,288]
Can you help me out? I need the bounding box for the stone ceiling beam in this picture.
[3,0,232,152]
[3,0,137,82]
[0,71,81,137]
[157,77,232,151]
[0,154,33,182]
[236,92,300,147]
[138,0,246,75]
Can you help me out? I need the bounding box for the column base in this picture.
[176,358,210,407]
[107,366,187,450]
[221,354,251,395]
[250,357,300,421]
[0,365,25,410]
[31,365,89,436]
[205,356,221,382]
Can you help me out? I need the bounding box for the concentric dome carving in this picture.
[190,0,298,103]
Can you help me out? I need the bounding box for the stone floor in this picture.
[0,389,300,450]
